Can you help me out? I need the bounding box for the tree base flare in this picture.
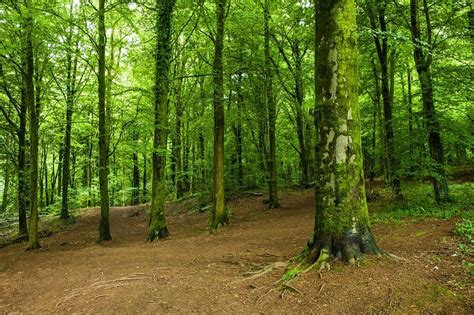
[306,228,381,264]
[26,241,41,251]
[147,227,170,242]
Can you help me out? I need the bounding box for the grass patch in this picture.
[370,181,474,224]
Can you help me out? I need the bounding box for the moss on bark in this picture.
[308,0,380,263]
[148,0,175,241]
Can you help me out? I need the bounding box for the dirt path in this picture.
[0,191,472,314]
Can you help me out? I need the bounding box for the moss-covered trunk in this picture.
[148,0,176,241]
[210,0,230,229]
[308,0,380,263]
[97,0,111,241]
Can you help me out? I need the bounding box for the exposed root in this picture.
[238,261,288,282]
[383,251,407,261]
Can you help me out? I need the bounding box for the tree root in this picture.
[382,251,407,261]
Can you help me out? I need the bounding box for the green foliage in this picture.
[456,219,474,244]
[456,219,474,257]
[371,182,474,224]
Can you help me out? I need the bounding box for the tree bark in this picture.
[210,0,229,229]
[264,0,279,208]
[307,0,381,263]
[61,36,78,220]
[233,71,244,187]
[25,0,40,250]
[97,0,111,241]
[142,153,147,203]
[148,0,175,241]
[367,4,402,200]
[131,131,140,205]
[17,92,28,236]
[410,0,450,203]
[172,60,185,199]
[1,159,10,213]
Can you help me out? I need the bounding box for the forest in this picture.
[0,0,473,313]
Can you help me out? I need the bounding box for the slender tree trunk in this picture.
[407,69,414,147]
[25,0,40,250]
[57,143,63,200]
[97,0,111,241]
[2,160,10,212]
[410,0,450,203]
[264,0,279,208]
[61,39,78,220]
[199,132,205,192]
[173,101,184,199]
[44,144,49,207]
[370,60,381,181]
[307,0,381,263]
[86,134,92,207]
[198,79,206,193]
[293,43,309,188]
[148,0,175,241]
[210,0,229,229]
[17,90,28,236]
[368,4,402,200]
[142,153,147,203]
[234,71,244,187]
[39,143,44,207]
[183,121,190,192]
[131,132,140,205]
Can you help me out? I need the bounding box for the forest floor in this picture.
[0,188,473,314]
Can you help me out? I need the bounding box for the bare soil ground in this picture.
[0,190,472,314]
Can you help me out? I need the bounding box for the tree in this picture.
[210,0,230,229]
[306,0,380,263]
[148,0,176,241]
[25,0,40,250]
[98,0,112,241]
[264,0,279,208]
[60,12,80,220]
[366,1,403,200]
[410,0,450,204]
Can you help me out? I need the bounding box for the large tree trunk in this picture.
[97,0,111,241]
[148,0,175,241]
[210,0,229,229]
[264,0,279,208]
[25,0,40,250]
[410,0,450,203]
[307,0,381,263]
